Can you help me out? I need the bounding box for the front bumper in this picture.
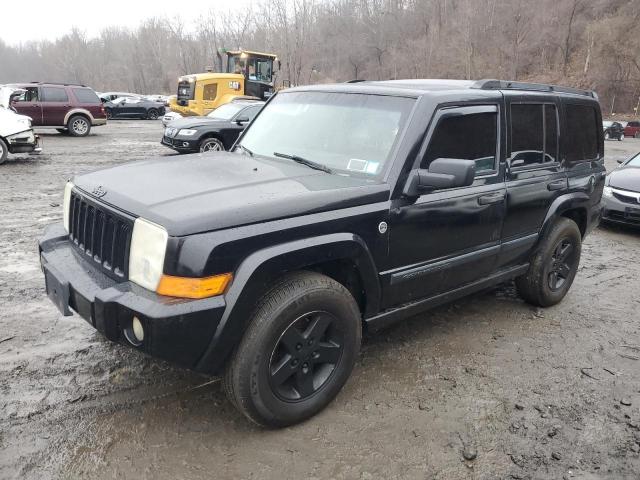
[602,194,640,227]
[39,223,226,370]
[7,129,41,154]
[161,136,198,152]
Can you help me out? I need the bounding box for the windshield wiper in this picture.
[273,152,332,174]
[235,144,254,157]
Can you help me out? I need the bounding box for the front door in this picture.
[383,104,506,308]
[12,86,42,125]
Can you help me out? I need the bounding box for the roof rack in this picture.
[29,81,87,87]
[345,79,366,83]
[472,79,596,99]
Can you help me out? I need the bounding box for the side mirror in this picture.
[235,115,250,124]
[403,158,476,196]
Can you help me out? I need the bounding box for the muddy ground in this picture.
[1,121,639,480]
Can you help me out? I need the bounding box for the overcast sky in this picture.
[1,0,253,45]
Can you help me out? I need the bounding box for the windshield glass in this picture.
[239,91,415,177]
[627,153,640,167]
[208,103,244,120]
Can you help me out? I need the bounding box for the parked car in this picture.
[103,97,165,120]
[603,120,625,141]
[99,92,138,103]
[0,86,41,163]
[602,151,640,227]
[162,111,182,126]
[144,94,169,105]
[39,79,604,427]
[10,82,106,137]
[161,100,264,153]
[624,120,640,139]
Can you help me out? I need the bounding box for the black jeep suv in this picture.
[39,79,604,427]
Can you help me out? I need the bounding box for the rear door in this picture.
[12,86,43,125]
[41,86,71,126]
[497,94,565,269]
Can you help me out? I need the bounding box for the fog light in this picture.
[132,316,144,342]
[182,142,189,147]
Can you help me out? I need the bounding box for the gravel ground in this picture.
[1,121,640,480]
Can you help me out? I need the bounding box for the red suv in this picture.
[624,120,640,139]
[10,82,107,137]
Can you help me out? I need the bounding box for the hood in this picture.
[73,152,389,236]
[0,86,23,109]
[608,166,640,193]
[169,116,232,130]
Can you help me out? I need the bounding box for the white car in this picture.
[162,111,182,126]
[0,86,41,164]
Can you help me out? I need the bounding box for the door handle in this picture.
[477,193,505,205]
[547,180,566,191]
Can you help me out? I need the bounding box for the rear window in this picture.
[510,103,558,167]
[72,88,100,104]
[42,87,68,102]
[565,104,599,162]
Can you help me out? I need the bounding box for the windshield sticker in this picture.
[347,158,368,172]
[366,162,379,174]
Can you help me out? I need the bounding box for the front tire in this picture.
[146,109,159,120]
[199,137,224,152]
[516,218,582,307]
[619,133,625,141]
[223,272,361,427]
[604,132,610,140]
[0,138,8,164]
[67,115,91,137]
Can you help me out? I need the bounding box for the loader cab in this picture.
[226,50,278,100]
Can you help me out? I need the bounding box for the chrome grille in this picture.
[68,191,133,279]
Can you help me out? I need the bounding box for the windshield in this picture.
[627,153,640,167]
[208,103,244,120]
[239,91,415,177]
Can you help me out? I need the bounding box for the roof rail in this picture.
[29,81,87,87]
[472,79,596,99]
[346,79,366,83]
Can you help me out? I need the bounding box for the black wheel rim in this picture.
[547,238,576,291]
[268,311,344,402]
[149,110,158,119]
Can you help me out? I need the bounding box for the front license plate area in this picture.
[44,263,72,316]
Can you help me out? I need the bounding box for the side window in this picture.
[14,87,39,102]
[244,106,261,121]
[203,84,218,101]
[422,108,498,174]
[510,103,558,167]
[42,87,69,103]
[72,88,100,104]
[565,104,599,162]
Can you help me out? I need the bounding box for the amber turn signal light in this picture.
[156,273,232,299]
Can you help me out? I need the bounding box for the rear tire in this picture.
[146,109,159,120]
[635,132,640,139]
[0,138,8,164]
[104,108,113,119]
[604,132,610,140]
[619,134,625,141]
[516,218,582,307]
[67,115,91,137]
[223,271,361,427]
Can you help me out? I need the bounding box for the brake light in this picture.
[100,105,105,114]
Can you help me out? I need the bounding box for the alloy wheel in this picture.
[268,311,344,402]
[72,119,88,135]
[547,238,577,291]
[201,140,223,152]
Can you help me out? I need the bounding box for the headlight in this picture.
[128,218,168,291]
[178,129,197,136]
[603,186,613,198]
[62,181,74,232]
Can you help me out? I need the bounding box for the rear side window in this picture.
[422,109,498,174]
[510,103,558,167]
[42,87,69,102]
[72,88,100,103]
[565,104,599,162]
